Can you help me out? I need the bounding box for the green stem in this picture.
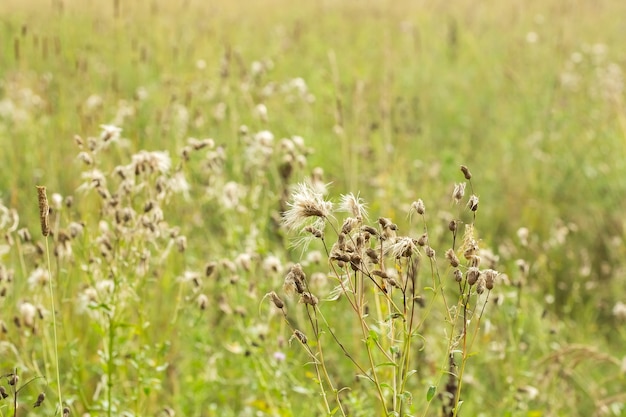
[44,238,63,414]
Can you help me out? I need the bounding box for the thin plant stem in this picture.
[44,237,63,414]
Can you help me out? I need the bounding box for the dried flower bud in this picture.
[412,199,425,215]
[361,225,378,236]
[460,165,472,180]
[34,392,45,407]
[8,373,18,386]
[197,294,209,310]
[453,269,463,282]
[205,262,217,278]
[445,249,460,268]
[417,233,428,247]
[448,220,458,233]
[63,407,71,417]
[300,292,318,306]
[476,276,486,294]
[425,246,435,258]
[366,248,380,264]
[452,183,466,204]
[467,195,479,212]
[36,186,50,237]
[269,291,284,309]
[371,270,388,280]
[293,329,307,344]
[483,269,499,290]
[467,267,480,286]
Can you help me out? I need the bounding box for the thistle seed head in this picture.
[452,183,466,204]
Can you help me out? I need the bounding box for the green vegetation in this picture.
[0,0,625,415]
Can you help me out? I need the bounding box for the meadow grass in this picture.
[0,0,626,415]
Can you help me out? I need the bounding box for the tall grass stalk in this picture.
[37,186,63,414]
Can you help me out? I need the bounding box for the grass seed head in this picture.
[36,186,50,237]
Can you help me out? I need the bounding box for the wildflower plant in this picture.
[273,166,500,416]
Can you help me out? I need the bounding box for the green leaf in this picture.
[426,385,437,401]
[375,361,399,369]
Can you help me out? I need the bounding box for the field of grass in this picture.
[1,0,626,416]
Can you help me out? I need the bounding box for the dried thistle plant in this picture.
[272,165,500,416]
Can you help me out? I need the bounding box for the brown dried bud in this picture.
[294,329,308,344]
[361,225,378,236]
[467,195,479,212]
[300,292,318,306]
[467,267,480,286]
[483,269,498,290]
[445,249,460,268]
[460,165,472,180]
[448,220,458,233]
[453,269,463,282]
[269,291,284,309]
[412,199,425,215]
[366,248,380,264]
[197,294,209,310]
[417,233,428,247]
[476,276,486,294]
[371,269,389,279]
[63,407,71,417]
[34,392,45,407]
[0,386,7,399]
[8,373,18,386]
[36,186,50,237]
[205,262,217,278]
[425,246,435,258]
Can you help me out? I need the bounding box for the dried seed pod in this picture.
[445,249,460,268]
[476,276,486,294]
[300,292,318,306]
[63,407,71,417]
[366,248,380,264]
[460,165,472,180]
[453,269,463,282]
[361,225,378,236]
[483,269,499,290]
[371,269,389,279]
[452,183,466,204]
[467,267,480,286]
[0,386,8,399]
[33,392,45,407]
[448,220,458,233]
[8,373,18,386]
[412,199,425,215]
[197,294,209,310]
[467,195,479,212]
[293,329,307,344]
[269,291,284,309]
[36,186,50,237]
[417,233,428,247]
[425,246,435,258]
